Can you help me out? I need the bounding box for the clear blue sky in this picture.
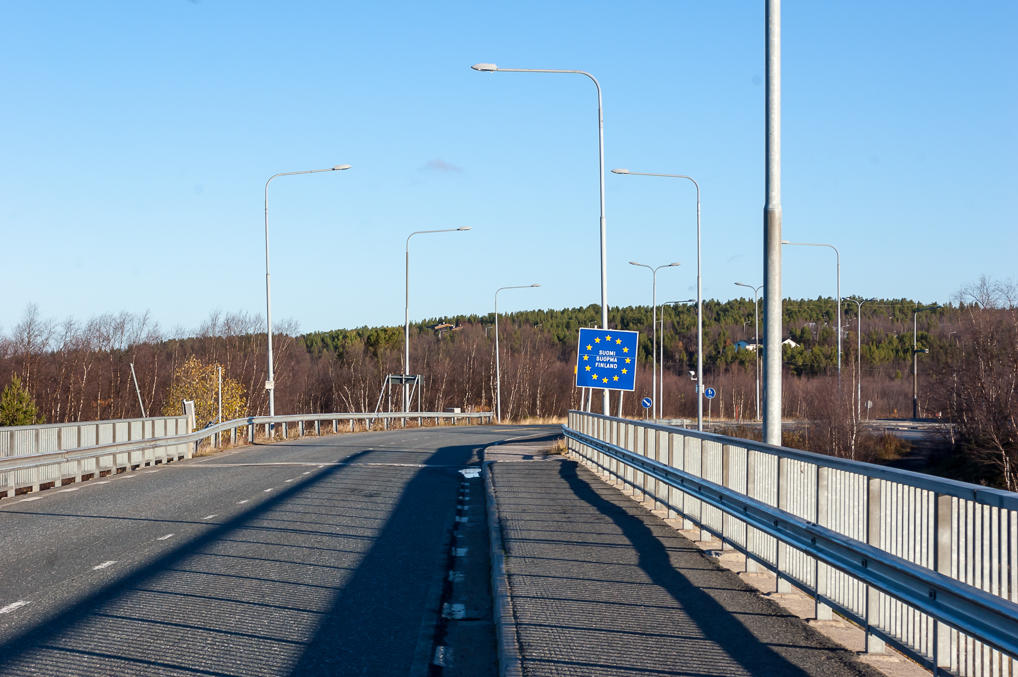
[2,2,1015,335]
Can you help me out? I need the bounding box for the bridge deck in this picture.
[488,457,884,676]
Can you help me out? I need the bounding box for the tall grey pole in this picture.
[763,0,783,446]
[264,165,350,423]
[472,63,610,414]
[735,282,763,421]
[494,283,540,423]
[218,365,223,424]
[629,261,679,419]
[129,362,146,418]
[848,298,875,419]
[404,228,472,413]
[612,169,703,431]
[782,240,841,380]
[911,304,939,420]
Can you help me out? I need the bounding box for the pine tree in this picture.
[0,374,44,426]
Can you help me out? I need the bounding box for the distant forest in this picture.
[2,277,1016,488]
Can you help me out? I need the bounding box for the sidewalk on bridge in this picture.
[484,454,924,677]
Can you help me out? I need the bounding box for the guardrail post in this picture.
[815,465,833,620]
[315,420,320,436]
[231,426,237,446]
[775,456,792,592]
[721,444,732,550]
[298,421,304,438]
[865,476,886,654]
[934,493,954,670]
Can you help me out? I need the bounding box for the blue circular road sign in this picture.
[640,397,653,409]
[704,387,717,399]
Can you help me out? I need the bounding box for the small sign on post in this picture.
[640,397,652,409]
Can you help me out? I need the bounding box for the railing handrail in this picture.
[568,410,1018,510]
[0,415,186,433]
[1,411,493,474]
[562,422,1018,660]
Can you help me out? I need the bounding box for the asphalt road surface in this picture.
[0,424,556,676]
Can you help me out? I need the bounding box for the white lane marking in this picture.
[284,478,295,483]
[92,561,117,570]
[0,601,30,615]
[95,481,110,485]
[263,488,274,493]
[156,533,175,541]
[58,487,79,493]
[448,571,465,582]
[203,514,217,520]
[433,646,452,667]
[302,472,311,475]
[459,468,481,479]
[237,500,249,505]
[118,475,137,479]
[453,547,468,557]
[442,603,466,619]
[19,496,42,502]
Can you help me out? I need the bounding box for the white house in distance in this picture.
[735,338,799,351]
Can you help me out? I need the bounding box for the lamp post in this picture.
[912,304,940,420]
[612,169,704,432]
[781,240,841,379]
[404,227,471,413]
[664,299,695,420]
[494,283,541,423]
[264,164,351,423]
[735,282,763,421]
[847,297,876,419]
[629,261,680,419]
[472,62,610,415]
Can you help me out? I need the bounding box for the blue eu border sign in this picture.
[575,328,638,391]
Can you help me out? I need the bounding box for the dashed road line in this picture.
[237,500,249,505]
[202,514,217,520]
[156,533,175,541]
[19,497,42,503]
[0,601,30,615]
[92,561,117,570]
[57,487,79,493]
[264,488,274,493]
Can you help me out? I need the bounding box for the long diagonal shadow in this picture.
[556,460,869,676]
[0,442,480,676]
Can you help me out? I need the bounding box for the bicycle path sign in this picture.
[574,328,639,391]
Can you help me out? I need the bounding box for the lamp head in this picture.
[332,164,352,171]
[667,262,681,267]
[457,227,472,231]
[531,283,541,287]
[780,240,791,245]
[628,260,642,266]
[471,63,498,72]
[611,168,630,175]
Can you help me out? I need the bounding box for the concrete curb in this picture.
[483,461,524,677]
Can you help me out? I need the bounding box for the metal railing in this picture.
[2,410,492,499]
[564,411,1018,676]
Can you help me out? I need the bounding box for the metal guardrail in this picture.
[1,410,492,499]
[563,411,1018,676]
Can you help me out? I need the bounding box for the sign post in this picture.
[704,386,716,423]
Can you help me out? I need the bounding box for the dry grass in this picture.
[513,415,567,426]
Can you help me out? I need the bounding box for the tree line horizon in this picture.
[2,275,1015,488]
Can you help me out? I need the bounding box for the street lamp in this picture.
[494,283,541,423]
[781,240,841,379]
[264,164,351,423]
[404,227,472,413]
[913,304,940,420]
[664,299,695,420]
[473,62,610,415]
[612,168,704,432]
[629,261,680,420]
[735,282,763,421]
[847,297,877,419]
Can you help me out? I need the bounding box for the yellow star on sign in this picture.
[622,368,628,374]
[616,338,622,344]
[591,374,598,381]
[586,344,593,351]
[613,375,619,382]
[605,334,612,341]
[602,377,609,383]
[594,337,600,343]
[622,347,629,353]
[582,355,588,361]
[585,365,591,371]
[625,357,631,364]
